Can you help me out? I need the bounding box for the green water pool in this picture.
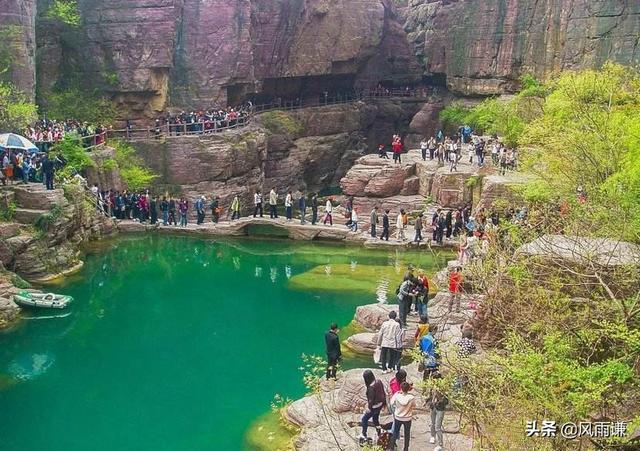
[0,235,448,450]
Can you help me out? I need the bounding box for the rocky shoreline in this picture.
[283,261,480,451]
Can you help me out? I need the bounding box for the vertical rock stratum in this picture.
[2,0,639,114]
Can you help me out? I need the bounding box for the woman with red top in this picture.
[392,138,403,164]
[448,267,463,312]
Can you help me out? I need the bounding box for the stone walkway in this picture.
[116,217,459,250]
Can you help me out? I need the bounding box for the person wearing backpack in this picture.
[419,325,438,380]
[428,372,448,451]
[357,370,386,445]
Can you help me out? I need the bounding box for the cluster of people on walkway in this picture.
[24,119,107,151]
[160,104,252,136]
[324,263,478,450]
[1,149,60,189]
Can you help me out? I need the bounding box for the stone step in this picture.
[12,208,47,225]
[12,184,66,210]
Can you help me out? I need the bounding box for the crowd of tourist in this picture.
[159,104,252,136]
[325,259,478,450]
[0,149,61,189]
[24,119,107,151]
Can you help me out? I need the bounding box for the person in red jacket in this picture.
[448,267,463,312]
[392,138,403,164]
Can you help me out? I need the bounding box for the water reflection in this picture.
[8,353,54,381]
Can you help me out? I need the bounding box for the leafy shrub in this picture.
[259,111,304,136]
[112,141,157,191]
[45,87,116,125]
[45,0,81,27]
[50,137,95,180]
[0,81,38,132]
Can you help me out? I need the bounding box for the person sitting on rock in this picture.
[357,369,386,445]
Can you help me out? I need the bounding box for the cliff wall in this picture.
[404,0,640,95]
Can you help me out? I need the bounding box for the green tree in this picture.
[44,0,81,27]
[49,136,95,180]
[0,81,38,132]
[45,87,116,125]
[112,141,157,191]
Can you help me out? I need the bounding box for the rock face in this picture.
[403,0,640,95]
[107,102,414,213]
[32,0,420,116]
[340,151,475,208]
[0,183,116,282]
[0,0,36,99]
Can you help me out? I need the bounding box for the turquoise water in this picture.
[0,235,447,451]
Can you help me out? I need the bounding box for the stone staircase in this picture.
[2,183,67,225]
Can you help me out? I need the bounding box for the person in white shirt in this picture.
[285,191,293,221]
[348,208,358,232]
[396,210,406,241]
[323,198,333,226]
[376,311,403,373]
[390,382,416,451]
[268,187,278,218]
[253,190,263,218]
[420,139,428,161]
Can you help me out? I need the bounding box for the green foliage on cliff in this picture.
[259,111,304,137]
[45,0,81,27]
[0,25,22,83]
[111,141,158,191]
[45,87,116,125]
[50,136,95,180]
[0,82,38,132]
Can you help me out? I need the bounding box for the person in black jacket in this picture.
[325,323,342,380]
[380,209,390,241]
[358,369,386,444]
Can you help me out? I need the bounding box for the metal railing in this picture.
[30,86,434,148]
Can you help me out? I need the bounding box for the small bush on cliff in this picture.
[439,102,470,134]
[259,111,304,137]
[45,0,81,27]
[111,141,158,191]
[45,87,116,125]
[0,81,38,132]
[50,136,95,180]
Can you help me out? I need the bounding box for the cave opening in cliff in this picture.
[235,74,357,107]
[423,72,447,88]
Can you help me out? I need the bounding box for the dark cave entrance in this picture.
[423,72,447,88]
[233,74,357,107]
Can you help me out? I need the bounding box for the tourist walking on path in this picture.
[390,382,416,451]
[285,191,293,221]
[348,208,358,232]
[397,278,414,328]
[323,198,333,226]
[168,197,177,226]
[269,187,278,218]
[298,193,307,224]
[380,209,390,241]
[392,138,403,164]
[178,198,189,227]
[420,138,428,161]
[416,271,429,318]
[448,267,463,312]
[370,206,379,238]
[377,311,403,373]
[358,370,386,445]
[419,325,438,380]
[253,190,263,218]
[160,197,169,225]
[150,196,158,225]
[413,213,423,243]
[311,193,318,225]
[396,209,406,242]
[195,195,205,224]
[428,372,448,451]
[210,196,220,223]
[415,315,429,342]
[231,194,241,220]
[324,323,341,380]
